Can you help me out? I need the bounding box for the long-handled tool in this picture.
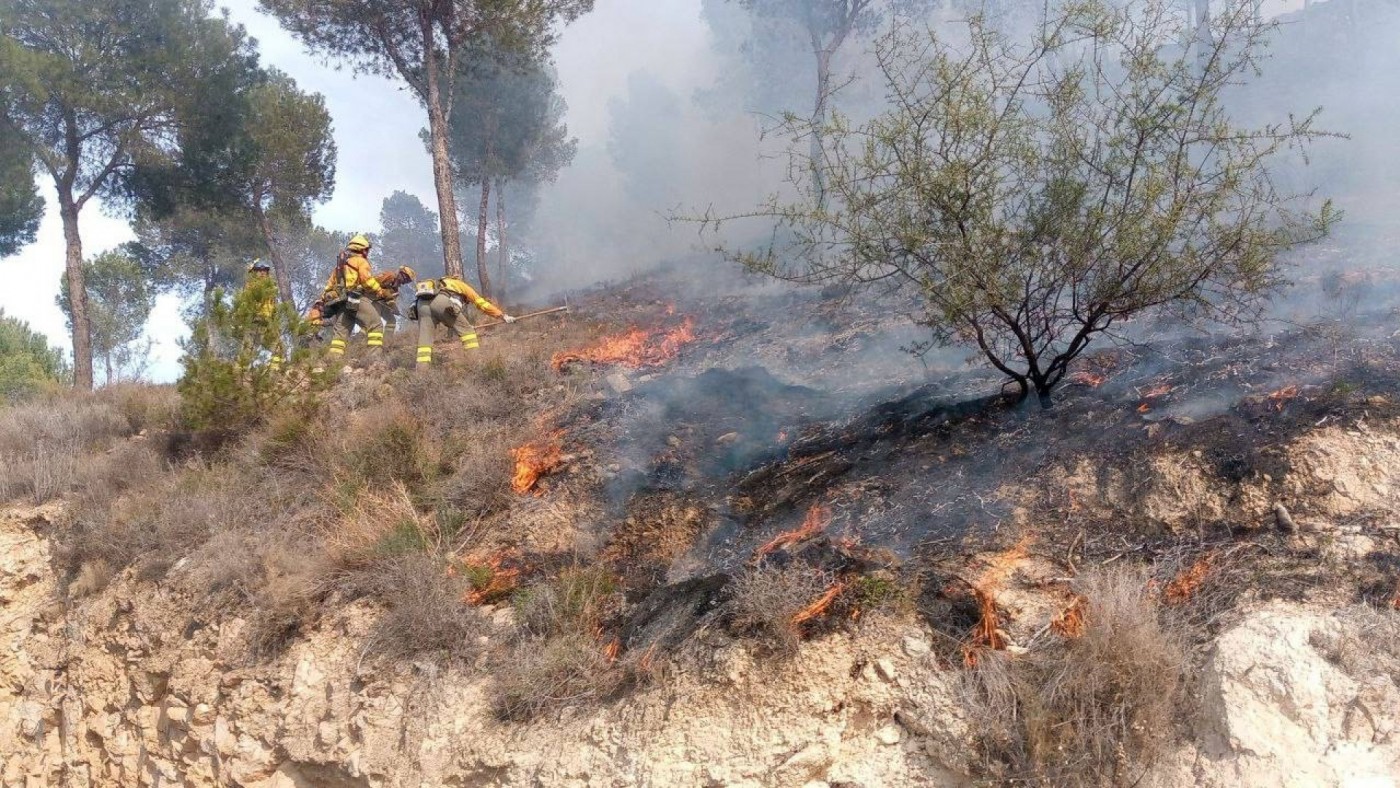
[477,304,570,329]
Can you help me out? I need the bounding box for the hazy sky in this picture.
[0,0,712,382]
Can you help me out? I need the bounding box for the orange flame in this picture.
[961,535,1035,665]
[1070,371,1108,388]
[463,553,523,606]
[551,317,697,371]
[1164,552,1215,605]
[603,638,622,662]
[1137,383,1173,412]
[1267,384,1300,411]
[511,433,564,495]
[1051,595,1088,638]
[792,579,848,625]
[962,587,1008,666]
[756,504,830,558]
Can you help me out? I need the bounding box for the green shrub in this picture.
[177,280,327,438]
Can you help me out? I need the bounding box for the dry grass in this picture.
[362,553,485,663]
[0,392,135,503]
[492,565,623,720]
[38,317,599,675]
[961,567,1187,786]
[726,563,835,655]
[1310,604,1400,685]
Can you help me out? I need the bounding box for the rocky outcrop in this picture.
[1,507,969,787]
[1154,604,1400,787]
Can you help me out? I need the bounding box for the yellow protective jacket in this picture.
[371,271,404,301]
[439,277,504,319]
[324,251,383,297]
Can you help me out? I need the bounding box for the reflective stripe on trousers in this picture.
[416,346,433,365]
[328,338,347,355]
[461,332,480,350]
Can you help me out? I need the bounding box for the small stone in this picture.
[666,435,683,448]
[901,635,931,657]
[875,725,902,745]
[605,372,632,394]
[874,658,897,682]
[716,432,740,445]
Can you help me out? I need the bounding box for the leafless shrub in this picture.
[493,630,620,721]
[362,553,484,663]
[961,567,1187,786]
[0,391,150,503]
[1310,605,1400,686]
[726,563,833,655]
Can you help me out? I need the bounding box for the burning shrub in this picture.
[961,567,1186,786]
[726,563,837,655]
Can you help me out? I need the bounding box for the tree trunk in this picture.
[59,200,94,390]
[253,205,294,304]
[422,26,466,280]
[475,177,493,297]
[1194,0,1213,65]
[104,352,113,387]
[495,179,507,307]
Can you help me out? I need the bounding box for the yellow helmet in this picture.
[399,265,416,282]
[346,234,371,252]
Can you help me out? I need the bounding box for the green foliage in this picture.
[375,519,433,558]
[0,310,68,403]
[448,38,577,189]
[0,0,257,388]
[719,0,1338,407]
[379,191,444,278]
[57,251,156,384]
[0,123,42,257]
[176,277,327,435]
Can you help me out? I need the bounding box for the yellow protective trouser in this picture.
[328,296,385,356]
[415,293,480,365]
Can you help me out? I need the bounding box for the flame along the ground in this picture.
[458,551,525,606]
[961,534,1035,666]
[510,432,564,495]
[549,316,698,371]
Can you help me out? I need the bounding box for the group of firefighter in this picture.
[246,233,517,367]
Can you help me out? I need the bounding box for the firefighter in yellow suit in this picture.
[321,234,386,357]
[412,277,516,365]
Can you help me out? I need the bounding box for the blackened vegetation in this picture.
[592,323,1400,672]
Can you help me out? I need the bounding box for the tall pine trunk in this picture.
[59,199,93,390]
[422,22,466,280]
[476,177,493,297]
[253,204,294,305]
[495,179,507,307]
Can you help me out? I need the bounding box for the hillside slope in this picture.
[4,267,1400,787]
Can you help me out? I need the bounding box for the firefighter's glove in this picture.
[503,314,517,324]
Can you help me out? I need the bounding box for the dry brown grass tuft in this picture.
[1310,604,1400,685]
[0,392,135,503]
[322,481,444,569]
[363,553,484,663]
[961,567,1186,786]
[492,565,623,720]
[726,563,835,655]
